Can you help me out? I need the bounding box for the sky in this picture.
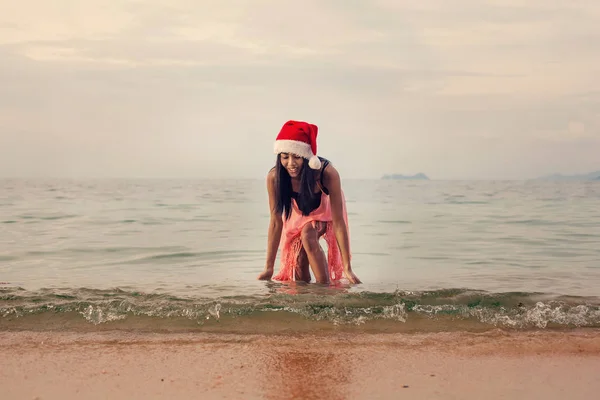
[0,0,599,180]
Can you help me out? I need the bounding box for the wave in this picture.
[1,287,599,332]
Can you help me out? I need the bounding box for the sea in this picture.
[1,178,599,333]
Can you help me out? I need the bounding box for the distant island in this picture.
[382,173,430,180]
[535,170,600,181]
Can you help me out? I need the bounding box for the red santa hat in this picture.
[273,120,322,169]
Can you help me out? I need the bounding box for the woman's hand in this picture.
[257,267,274,281]
[343,266,361,284]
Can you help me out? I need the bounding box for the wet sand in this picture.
[2,329,600,400]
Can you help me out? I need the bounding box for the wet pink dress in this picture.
[272,190,351,282]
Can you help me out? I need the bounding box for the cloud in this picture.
[0,0,599,179]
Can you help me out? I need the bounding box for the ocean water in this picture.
[1,178,599,332]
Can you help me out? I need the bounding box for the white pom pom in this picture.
[308,155,321,169]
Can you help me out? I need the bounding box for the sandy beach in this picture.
[2,329,600,400]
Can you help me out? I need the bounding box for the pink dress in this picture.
[272,190,351,282]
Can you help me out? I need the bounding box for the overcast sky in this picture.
[1,0,599,180]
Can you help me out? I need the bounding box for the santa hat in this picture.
[273,120,322,169]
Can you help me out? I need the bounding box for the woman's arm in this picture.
[258,169,283,280]
[323,164,361,284]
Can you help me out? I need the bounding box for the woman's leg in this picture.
[295,248,311,283]
[300,221,329,284]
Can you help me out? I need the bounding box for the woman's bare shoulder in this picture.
[322,161,340,181]
[267,167,277,185]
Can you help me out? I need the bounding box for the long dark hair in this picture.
[275,154,321,219]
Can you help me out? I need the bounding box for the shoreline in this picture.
[2,329,600,400]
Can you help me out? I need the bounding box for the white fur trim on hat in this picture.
[274,140,321,169]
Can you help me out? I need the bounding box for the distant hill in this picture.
[382,173,430,180]
[535,170,600,181]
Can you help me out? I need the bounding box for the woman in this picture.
[257,120,361,284]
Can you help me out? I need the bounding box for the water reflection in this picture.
[262,348,350,400]
[265,281,353,296]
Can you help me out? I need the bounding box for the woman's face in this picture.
[280,153,304,179]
